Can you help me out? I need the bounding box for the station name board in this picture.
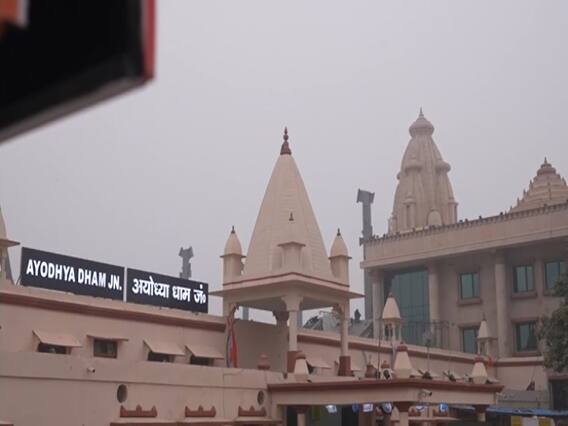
[127,268,208,313]
[20,247,124,300]
[20,247,209,313]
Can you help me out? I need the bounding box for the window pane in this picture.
[460,274,473,299]
[515,266,535,293]
[473,273,480,297]
[515,267,527,292]
[517,322,537,352]
[527,266,534,291]
[462,328,478,354]
[546,262,560,290]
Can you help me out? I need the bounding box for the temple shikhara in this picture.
[1,114,567,426]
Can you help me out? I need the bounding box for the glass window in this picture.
[462,327,478,354]
[93,339,117,358]
[387,269,430,345]
[148,352,173,362]
[545,260,566,290]
[460,272,480,299]
[37,343,67,354]
[516,321,538,352]
[514,265,534,293]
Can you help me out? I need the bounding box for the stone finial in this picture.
[470,356,488,384]
[280,127,292,155]
[257,354,271,371]
[393,342,413,379]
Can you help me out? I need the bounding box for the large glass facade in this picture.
[386,269,430,345]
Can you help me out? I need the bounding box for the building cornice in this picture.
[369,202,568,245]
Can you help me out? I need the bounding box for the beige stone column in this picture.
[372,270,384,339]
[494,252,509,357]
[283,295,302,372]
[428,263,440,323]
[295,406,308,426]
[475,405,488,422]
[396,404,411,426]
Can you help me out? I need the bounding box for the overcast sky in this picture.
[1,1,567,320]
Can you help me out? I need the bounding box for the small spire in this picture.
[231,225,235,234]
[419,107,424,117]
[337,228,341,236]
[280,127,292,155]
[289,212,294,222]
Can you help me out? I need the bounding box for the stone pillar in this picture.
[396,403,412,426]
[338,301,351,376]
[475,405,488,422]
[494,252,509,357]
[295,406,309,426]
[283,295,302,372]
[428,263,440,323]
[372,270,384,339]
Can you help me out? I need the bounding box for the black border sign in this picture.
[127,268,208,313]
[20,247,124,300]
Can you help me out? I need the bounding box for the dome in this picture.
[223,227,243,256]
[510,158,568,212]
[382,293,401,322]
[330,229,349,258]
[409,108,434,137]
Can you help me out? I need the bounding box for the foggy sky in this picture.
[1,1,567,320]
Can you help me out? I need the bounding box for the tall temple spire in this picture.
[388,110,457,233]
[243,129,331,280]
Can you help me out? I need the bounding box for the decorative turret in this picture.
[477,315,494,357]
[510,158,568,212]
[388,109,458,234]
[393,342,413,379]
[221,226,245,283]
[382,293,402,342]
[329,229,351,284]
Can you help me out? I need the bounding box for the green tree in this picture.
[539,272,568,372]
